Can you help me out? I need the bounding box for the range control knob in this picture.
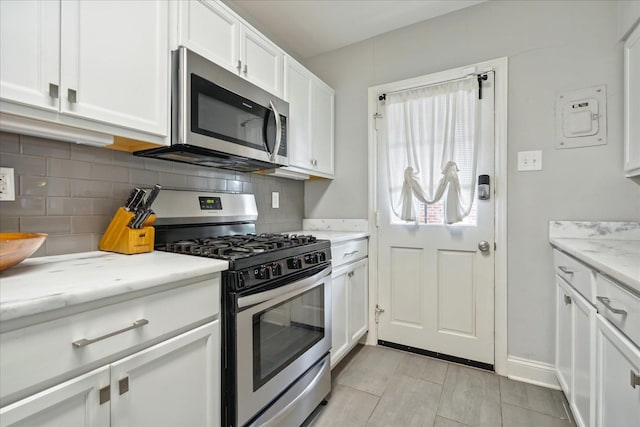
[304,253,319,264]
[287,257,302,269]
[253,266,270,280]
[318,252,327,262]
[271,262,283,276]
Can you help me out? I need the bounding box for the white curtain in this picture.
[384,77,480,224]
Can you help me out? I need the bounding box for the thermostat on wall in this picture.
[555,85,607,149]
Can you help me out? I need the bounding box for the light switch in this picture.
[271,191,280,209]
[517,151,543,171]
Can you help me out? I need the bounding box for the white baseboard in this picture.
[507,355,561,390]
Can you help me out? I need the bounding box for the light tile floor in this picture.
[308,345,573,427]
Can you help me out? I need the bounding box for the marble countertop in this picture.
[549,221,640,294]
[287,230,369,244]
[0,251,228,323]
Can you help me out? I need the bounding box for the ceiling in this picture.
[225,0,486,59]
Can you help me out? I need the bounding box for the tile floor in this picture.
[308,345,573,427]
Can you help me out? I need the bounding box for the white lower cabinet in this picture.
[555,277,596,427]
[331,257,368,368]
[0,276,221,427]
[595,316,640,427]
[0,322,218,427]
[0,366,110,427]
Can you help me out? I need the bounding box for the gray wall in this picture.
[0,131,304,256]
[303,0,640,364]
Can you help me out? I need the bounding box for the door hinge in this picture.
[375,304,385,324]
[99,385,110,405]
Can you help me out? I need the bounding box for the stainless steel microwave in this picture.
[134,47,288,172]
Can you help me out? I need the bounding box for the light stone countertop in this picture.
[549,221,640,294]
[0,251,228,323]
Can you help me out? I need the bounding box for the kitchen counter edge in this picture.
[287,230,370,244]
[0,251,228,325]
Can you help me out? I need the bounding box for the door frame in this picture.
[366,57,509,375]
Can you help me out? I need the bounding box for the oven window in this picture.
[253,285,325,390]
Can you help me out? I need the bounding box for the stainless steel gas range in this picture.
[152,190,331,427]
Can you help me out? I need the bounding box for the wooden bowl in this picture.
[0,233,47,272]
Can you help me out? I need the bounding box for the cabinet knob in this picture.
[49,83,59,99]
[632,371,640,389]
[564,294,572,305]
[68,88,77,103]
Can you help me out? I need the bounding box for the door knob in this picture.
[478,241,491,252]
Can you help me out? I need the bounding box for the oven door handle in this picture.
[237,266,331,309]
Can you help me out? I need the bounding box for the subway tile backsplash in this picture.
[0,131,304,256]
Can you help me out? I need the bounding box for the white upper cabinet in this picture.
[178,0,240,75]
[0,0,60,112]
[178,0,283,97]
[240,26,283,97]
[624,22,640,177]
[284,56,335,178]
[0,0,169,141]
[60,0,169,136]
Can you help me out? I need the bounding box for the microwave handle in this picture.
[269,100,282,163]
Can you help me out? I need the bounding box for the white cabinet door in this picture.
[110,321,219,427]
[572,287,596,427]
[178,0,240,75]
[0,0,59,111]
[284,57,313,170]
[60,0,169,136]
[240,26,283,97]
[348,258,369,343]
[596,316,640,427]
[624,22,640,177]
[331,265,349,368]
[0,366,110,427]
[556,278,573,398]
[310,80,335,176]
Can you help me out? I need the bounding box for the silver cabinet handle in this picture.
[631,371,640,389]
[348,271,354,278]
[344,250,359,257]
[237,60,242,73]
[596,296,627,315]
[243,64,248,75]
[558,266,574,274]
[72,319,149,348]
[564,294,572,305]
[268,100,282,163]
[67,88,77,103]
[49,83,59,99]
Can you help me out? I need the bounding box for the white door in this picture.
[0,0,59,111]
[376,71,495,365]
[0,366,110,427]
[109,321,219,427]
[60,0,169,136]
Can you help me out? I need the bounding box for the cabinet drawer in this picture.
[332,239,368,268]
[554,249,596,304]
[596,274,640,347]
[0,276,219,406]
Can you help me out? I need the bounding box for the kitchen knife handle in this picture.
[124,188,142,210]
[72,319,149,348]
[142,184,161,210]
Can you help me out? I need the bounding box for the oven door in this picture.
[235,265,331,426]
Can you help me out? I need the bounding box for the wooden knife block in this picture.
[99,207,156,255]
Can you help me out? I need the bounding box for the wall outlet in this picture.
[517,151,543,171]
[271,191,280,209]
[0,167,15,201]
